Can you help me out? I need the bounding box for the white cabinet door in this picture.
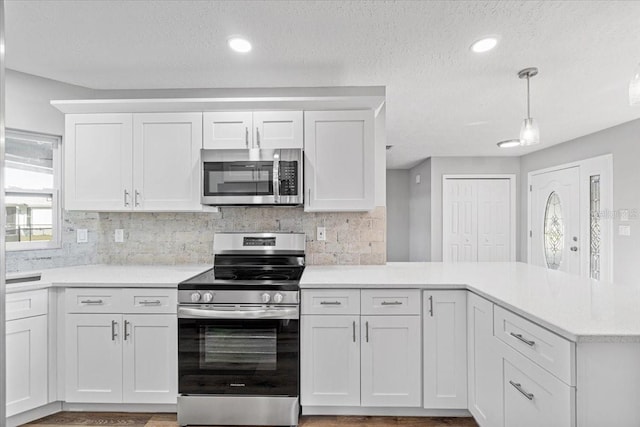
[253,111,303,149]
[5,315,48,417]
[300,315,360,406]
[203,112,252,149]
[304,110,374,212]
[361,315,421,407]
[65,114,133,211]
[133,113,202,211]
[467,293,503,427]
[65,314,123,403]
[423,291,467,409]
[122,315,177,404]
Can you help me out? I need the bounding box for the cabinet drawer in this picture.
[361,289,420,315]
[6,289,48,321]
[494,305,575,385]
[122,288,177,314]
[302,289,360,315]
[503,350,575,427]
[65,288,123,313]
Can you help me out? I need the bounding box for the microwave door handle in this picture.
[273,154,280,203]
[178,306,298,319]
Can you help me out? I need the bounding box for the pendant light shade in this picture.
[629,63,640,106]
[518,67,540,146]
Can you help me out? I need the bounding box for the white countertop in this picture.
[301,262,640,343]
[6,264,211,293]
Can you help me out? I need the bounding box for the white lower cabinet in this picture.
[423,291,467,409]
[467,292,503,427]
[6,315,48,416]
[361,315,421,407]
[64,288,178,405]
[300,315,360,406]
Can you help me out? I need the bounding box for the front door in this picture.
[530,167,581,275]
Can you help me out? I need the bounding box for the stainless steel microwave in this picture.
[201,149,303,206]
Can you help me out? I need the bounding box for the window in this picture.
[5,129,61,251]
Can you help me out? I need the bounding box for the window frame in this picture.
[5,129,62,252]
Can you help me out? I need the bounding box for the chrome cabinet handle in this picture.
[111,320,118,341]
[509,380,534,400]
[352,321,356,343]
[365,321,369,342]
[320,301,341,305]
[428,295,434,317]
[510,332,536,347]
[81,299,104,305]
[245,127,249,147]
[381,301,403,306]
[124,320,130,341]
[139,300,162,306]
[256,127,260,147]
[134,190,141,207]
[124,189,130,207]
[308,188,311,204]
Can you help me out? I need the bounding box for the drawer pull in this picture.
[509,380,534,400]
[381,301,403,306]
[111,320,118,341]
[428,295,434,317]
[320,301,342,305]
[352,321,356,343]
[81,299,104,305]
[365,321,369,343]
[510,332,536,347]
[124,320,131,341]
[139,300,162,306]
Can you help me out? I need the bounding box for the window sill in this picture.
[6,241,62,252]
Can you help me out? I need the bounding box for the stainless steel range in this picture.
[177,232,305,427]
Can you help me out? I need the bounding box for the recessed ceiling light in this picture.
[470,36,499,53]
[228,37,252,53]
[497,139,521,148]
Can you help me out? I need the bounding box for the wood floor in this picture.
[23,412,479,427]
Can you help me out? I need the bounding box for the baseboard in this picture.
[301,406,472,417]
[7,402,63,427]
[62,402,177,412]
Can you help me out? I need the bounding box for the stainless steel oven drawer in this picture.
[178,395,299,426]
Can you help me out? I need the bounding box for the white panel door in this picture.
[203,112,252,149]
[477,179,512,261]
[65,114,133,211]
[423,291,467,409]
[304,110,374,212]
[467,293,503,427]
[5,316,48,417]
[133,113,202,211]
[65,314,123,403]
[122,315,177,404]
[531,167,580,275]
[443,179,478,261]
[253,111,303,149]
[361,315,421,407]
[300,315,360,406]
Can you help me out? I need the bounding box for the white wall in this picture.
[520,118,640,285]
[386,169,410,261]
[409,158,431,261]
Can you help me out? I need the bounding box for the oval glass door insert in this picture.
[544,191,564,270]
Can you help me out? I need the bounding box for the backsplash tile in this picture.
[7,207,386,272]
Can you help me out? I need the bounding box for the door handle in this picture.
[428,295,434,317]
[124,189,130,207]
[570,246,578,252]
[256,127,260,147]
[134,190,141,207]
[352,321,356,343]
[509,380,534,400]
[245,127,249,148]
[510,332,536,347]
[365,321,369,343]
[111,320,118,341]
[124,320,130,341]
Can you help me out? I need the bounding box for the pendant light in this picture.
[629,63,640,106]
[518,67,540,146]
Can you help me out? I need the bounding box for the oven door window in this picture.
[179,318,298,396]
[204,161,273,196]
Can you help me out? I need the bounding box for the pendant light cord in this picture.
[526,74,531,120]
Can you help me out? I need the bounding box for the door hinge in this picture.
[529,230,532,238]
[529,185,533,192]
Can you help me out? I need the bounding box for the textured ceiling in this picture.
[5,0,640,168]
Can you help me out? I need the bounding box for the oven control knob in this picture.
[261,293,271,304]
[202,292,214,303]
[190,292,201,303]
[273,293,284,303]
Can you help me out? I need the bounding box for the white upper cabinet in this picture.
[203,112,252,149]
[304,110,375,212]
[133,113,202,211]
[65,113,202,212]
[65,114,134,211]
[203,111,303,149]
[253,111,303,149]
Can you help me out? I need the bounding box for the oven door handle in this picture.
[178,306,299,320]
